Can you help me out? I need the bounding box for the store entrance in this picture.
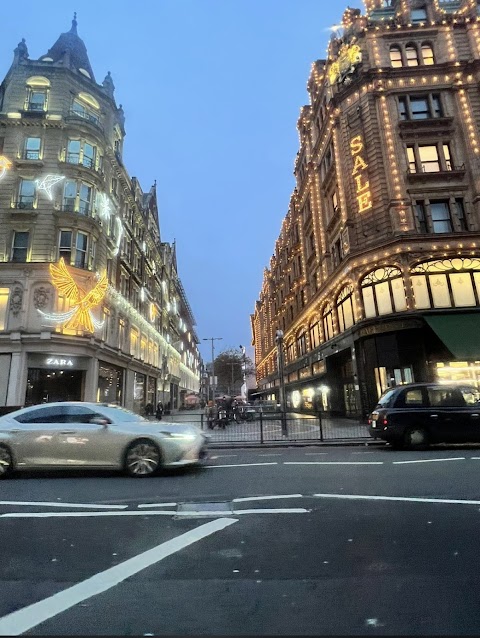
[25,368,84,406]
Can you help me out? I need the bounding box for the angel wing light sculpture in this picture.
[38,258,108,333]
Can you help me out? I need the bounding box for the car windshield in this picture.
[97,406,146,423]
[375,389,397,408]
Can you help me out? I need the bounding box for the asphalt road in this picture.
[2,445,480,635]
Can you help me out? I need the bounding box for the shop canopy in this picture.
[425,313,480,360]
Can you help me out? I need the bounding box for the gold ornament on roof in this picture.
[328,43,362,86]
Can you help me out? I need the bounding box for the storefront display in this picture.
[97,362,124,405]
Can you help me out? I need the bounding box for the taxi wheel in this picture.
[404,427,429,449]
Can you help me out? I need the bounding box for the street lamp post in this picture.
[275,330,288,436]
[203,337,222,403]
[239,345,247,399]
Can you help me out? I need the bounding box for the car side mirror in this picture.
[90,417,110,427]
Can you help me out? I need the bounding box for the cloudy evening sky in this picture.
[0,0,364,363]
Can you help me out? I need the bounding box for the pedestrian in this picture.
[156,401,164,420]
[144,402,154,417]
[205,400,217,429]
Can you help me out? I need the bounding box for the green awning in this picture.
[425,313,480,359]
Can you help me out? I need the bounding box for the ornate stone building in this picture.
[252,0,480,417]
[0,16,200,411]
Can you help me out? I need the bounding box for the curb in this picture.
[209,439,383,449]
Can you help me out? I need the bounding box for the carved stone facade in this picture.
[0,18,200,409]
[252,0,480,417]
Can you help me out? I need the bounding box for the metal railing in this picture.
[156,411,370,444]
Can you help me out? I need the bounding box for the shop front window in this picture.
[133,372,146,415]
[361,267,407,318]
[97,362,124,405]
[436,361,480,390]
[411,258,480,309]
[337,285,355,332]
[0,288,9,331]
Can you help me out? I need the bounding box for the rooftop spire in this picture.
[70,12,78,35]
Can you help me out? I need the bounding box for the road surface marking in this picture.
[205,462,278,468]
[232,494,303,503]
[234,508,309,515]
[470,457,480,460]
[137,503,177,509]
[284,461,384,465]
[257,453,283,457]
[305,452,328,456]
[0,501,127,510]
[0,518,236,636]
[210,455,238,459]
[1,507,309,519]
[392,457,465,464]
[313,493,480,506]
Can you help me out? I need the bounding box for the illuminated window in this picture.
[407,143,454,174]
[361,267,407,318]
[11,231,29,262]
[140,337,147,361]
[0,288,9,330]
[405,44,419,67]
[322,303,335,341]
[296,330,307,357]
[389,45,403,68]
[309,318,321,349]
[411,258,480,309]
[337,285,355,332]
[421,43,434,65]
[23,137,41,160]
[130,327,139,357]
[118,318,125,350]
[71,96,100,125]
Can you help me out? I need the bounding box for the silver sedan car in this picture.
[0,402,208,478]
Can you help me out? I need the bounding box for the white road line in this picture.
[257,453,283,457]
[205,462,278,468]
[305,453,328,456]
[470,457,480,460]
[0,501,127,510]
[137,503,177,509]
[210,455,238,459]
[313,493,480,506]
[234,508,309,515]
[284,461,384,465]
[393,457,465,465]
[0,518,236,636]
[1,511,178,518]
[232,494,303,503]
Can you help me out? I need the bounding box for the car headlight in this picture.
[160,431,197,441]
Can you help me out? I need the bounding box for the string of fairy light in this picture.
[254,0,480,372]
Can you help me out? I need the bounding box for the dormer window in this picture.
[405,44,419,66]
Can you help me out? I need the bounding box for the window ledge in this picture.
[399,117,454,137]
[407,167,466,182]
[15,159,44,168]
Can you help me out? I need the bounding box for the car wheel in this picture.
[125,439,161,477]
[404,427,429,449]
[0,445,13,479]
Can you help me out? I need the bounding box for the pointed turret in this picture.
[41,13,95,81]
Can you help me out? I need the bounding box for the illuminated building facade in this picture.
[252,0,480,417]
[0,17,200,411]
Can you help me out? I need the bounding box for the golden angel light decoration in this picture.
[38,258,108,333]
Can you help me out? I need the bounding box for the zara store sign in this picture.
[45,357,74,367]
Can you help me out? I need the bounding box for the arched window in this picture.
[309,316,322,350]
[361,267,407,318]
[322,303,335,342]
[286,339,296,364]
[337,285,356,332]
[296,330,307,357]
[72,93,100,125]
[390,46,403,68]
[405,44,419,67]
[411,258,480,309]
[24,76,50,112]
[421,43,435,65]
